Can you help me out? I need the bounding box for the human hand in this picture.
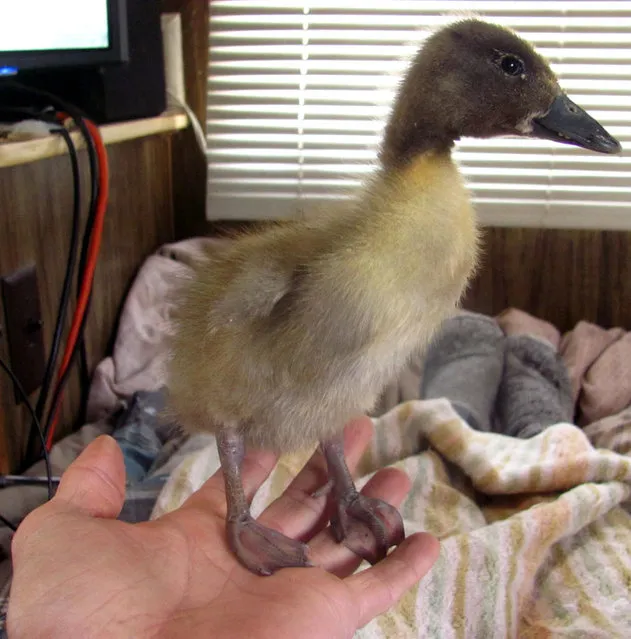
[8,417,439,639]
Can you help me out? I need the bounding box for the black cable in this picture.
[0,82,99,294]
[0,357,53,501]
[32,126,81,431]
[58,114,97,430]
[0,475,61,488]
[76,292,94,426]
[73,125,98,406]
[0,513,16,532]
[0,106,82,462]
[0,81,100,447]
[60,114,98,436]
[43,308,91,441]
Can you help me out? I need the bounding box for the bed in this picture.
[1,236,630,638]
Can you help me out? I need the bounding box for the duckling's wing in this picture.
[210,258,296,323]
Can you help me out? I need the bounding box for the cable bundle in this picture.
[0,81,109,529]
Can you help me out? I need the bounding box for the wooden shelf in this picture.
[0,109,189,169]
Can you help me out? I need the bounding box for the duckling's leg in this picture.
[321,435,405,564]
[217,427,312,576]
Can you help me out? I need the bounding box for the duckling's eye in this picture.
[499,55,525,77]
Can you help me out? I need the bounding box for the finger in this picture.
[309,467,411,577]
[181,448,278,518]
[346,533,440,628]
[54,435,126,519]
[258,417,374,540]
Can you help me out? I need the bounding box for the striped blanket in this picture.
[152,399,631,638]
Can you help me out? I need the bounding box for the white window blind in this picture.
[206,1,631,229]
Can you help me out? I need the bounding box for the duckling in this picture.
[167,18,620,576]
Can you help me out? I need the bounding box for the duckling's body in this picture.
[170,151,478,453]
[167,18,620,576]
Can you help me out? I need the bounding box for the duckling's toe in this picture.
[227,513,313,576]
[330,492,405,565]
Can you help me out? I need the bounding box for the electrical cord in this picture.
[53,111,99,434]
[32,126,82,433]
[0,89,107,526]
[0,81,101,451]
[0,357,53,502]
[67,115,98,403]
[0,475,60,488]
[166,90,208,157]
[0,105,84,469]
[0,513,16,533]
[43,308,90,446]
[44,117,109,449]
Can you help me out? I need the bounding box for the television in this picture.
[0,0,128,74]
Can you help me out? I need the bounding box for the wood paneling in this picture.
[463,227,631,332]
[0,135,175,473]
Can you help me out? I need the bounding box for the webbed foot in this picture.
[331,491,405,564]
[227,514,313,576]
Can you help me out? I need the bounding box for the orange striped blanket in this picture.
[152,399,631,638]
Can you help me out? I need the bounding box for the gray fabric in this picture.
[496,335,574,438]
[420,312,505,432]
[419,314,574,440]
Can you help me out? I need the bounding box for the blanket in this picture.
[152,399,631,638]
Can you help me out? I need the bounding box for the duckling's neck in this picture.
[379,112,457,171]
[378,55,460,171]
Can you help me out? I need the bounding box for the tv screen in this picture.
[0,0,128,72]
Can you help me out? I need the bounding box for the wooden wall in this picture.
[0,135,177,473]
[463,227,631,333]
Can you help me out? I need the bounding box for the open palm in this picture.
[8,418,438,639]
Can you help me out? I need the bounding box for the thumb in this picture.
[54,435,126,519]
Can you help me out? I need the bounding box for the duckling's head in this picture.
[380,19,621,169]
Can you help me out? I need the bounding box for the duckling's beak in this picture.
[531,93,622,154]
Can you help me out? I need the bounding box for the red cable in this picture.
[45,118,109,450]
